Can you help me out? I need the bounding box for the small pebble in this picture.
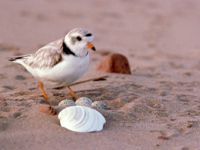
[75,97,92,106]
[58,99,76,107]
[13,112,21,118]
[12,52,23,56]
[183,72,191,76]
[37,105,56,115]
[92,101,107,110]
[15,75,25,80]
[0,43,20,51]
[3,86,15,90]
[0,97,7,106]
[187,122,192,128]
[157,136,170,140]
[99,50,110,56]
[160,92,167,96]
[181,147,190,150]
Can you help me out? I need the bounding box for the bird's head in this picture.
[64,28,95,57]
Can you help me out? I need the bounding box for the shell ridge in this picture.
[67,106,84,130]
[92,109,106,131]
[71,106,87,130]
[73,106,92,132]
[59,107,76,129]
[58,106,106,132]
[85,108,97,132]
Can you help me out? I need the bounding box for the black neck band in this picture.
[62,42,76,56]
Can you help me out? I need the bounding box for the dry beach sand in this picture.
[1,0,200,149]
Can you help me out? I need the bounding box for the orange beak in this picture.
[87,42,96,51]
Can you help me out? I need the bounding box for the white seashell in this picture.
[92,101,107,110]
[75,97,92,106]
[58,99,76,107]
[58,106,106,132]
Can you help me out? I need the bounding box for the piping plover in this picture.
[9,28,95,100]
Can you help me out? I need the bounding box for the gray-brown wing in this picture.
[23,40,63,69]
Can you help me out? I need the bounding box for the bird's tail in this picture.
[9,56,23,61]
[9,54,31,61]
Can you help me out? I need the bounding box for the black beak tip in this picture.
[92,47,96,51]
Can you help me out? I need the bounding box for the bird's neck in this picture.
[62,42,76,56]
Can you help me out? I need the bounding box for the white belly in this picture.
[29,54,89,87]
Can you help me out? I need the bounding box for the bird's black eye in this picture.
[76,36,82,41]
[85,33,92,37]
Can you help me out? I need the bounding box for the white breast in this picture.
[31,54,89,87]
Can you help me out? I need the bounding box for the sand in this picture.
[0,0,200,149]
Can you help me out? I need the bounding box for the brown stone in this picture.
[37,105,56,115]
[0,97,7,106]
[96,53,131,74]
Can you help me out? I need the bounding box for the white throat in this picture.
[64,36,89,57]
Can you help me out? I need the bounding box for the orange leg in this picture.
[38,81,48,100]
[67,86,78,100]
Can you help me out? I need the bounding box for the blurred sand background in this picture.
[1,0,200,149]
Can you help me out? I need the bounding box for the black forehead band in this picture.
[85,33,92,37]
